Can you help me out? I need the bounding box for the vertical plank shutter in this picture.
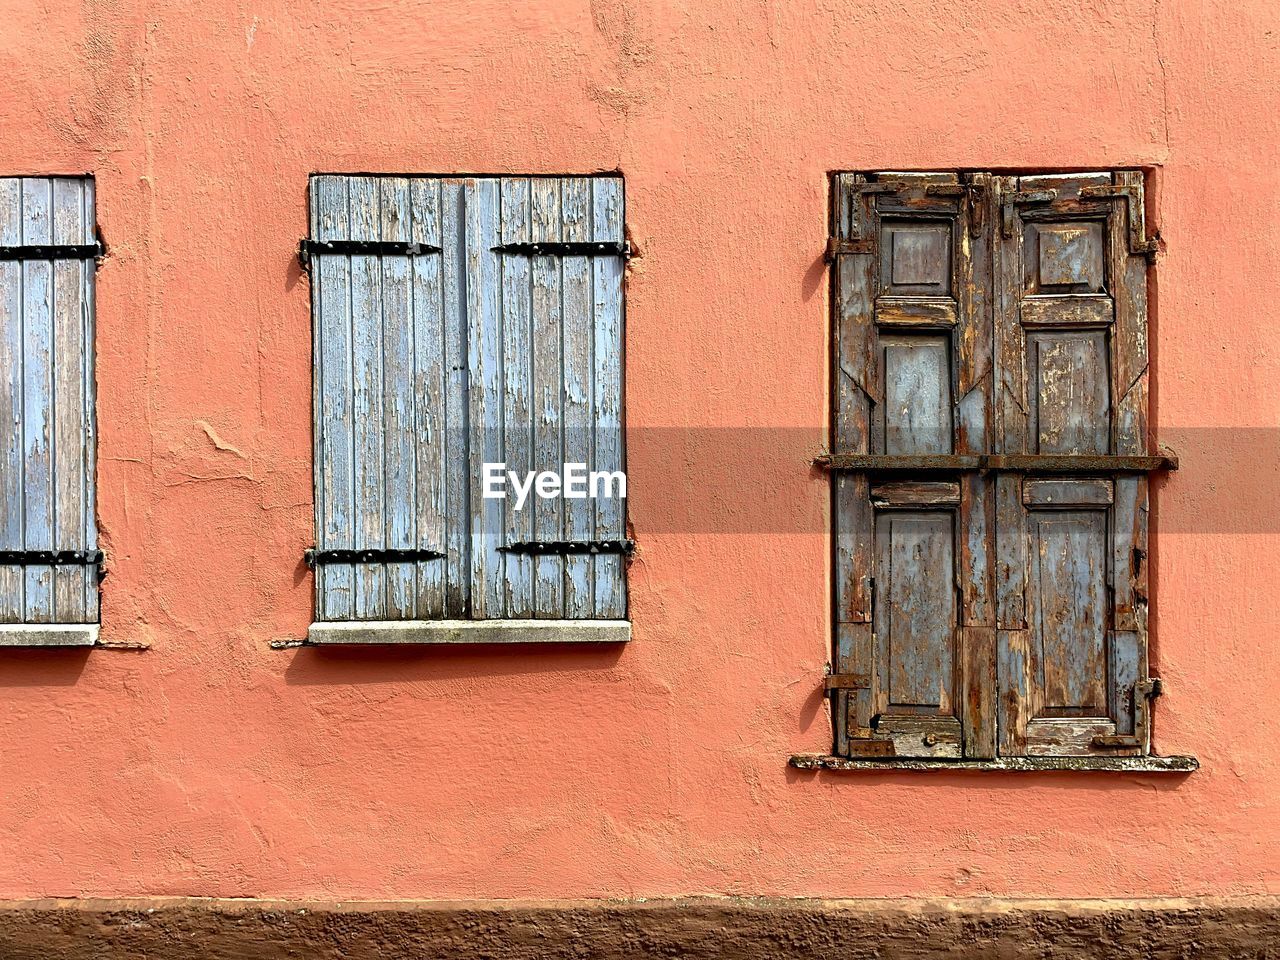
[0,176,100,625]
[831,173,994,758]
[309,176,626,622]
[995,172,1153,756]
[831,170,1157,759]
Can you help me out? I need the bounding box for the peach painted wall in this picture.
[0,0,1277,900]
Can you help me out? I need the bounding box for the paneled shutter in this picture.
[0,176,101,625]
[994,172,1153,756]
[309,175,626,622]
[830,169,1160,760]
[831,172,995,758]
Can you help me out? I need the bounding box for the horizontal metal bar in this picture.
[0,549,104,566]
[817,454,1178,474]
[298,239,442,266]
[304,548,446,568]
[491,241,629,257]
[985,454,1178,473]
[0,243,103,261]
[498,539,636,556]
[818,455,982,472]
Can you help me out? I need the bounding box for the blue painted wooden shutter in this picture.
[0,176,100,625]
[309,176,626,622]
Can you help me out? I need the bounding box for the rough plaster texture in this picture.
[0,0,1276,902]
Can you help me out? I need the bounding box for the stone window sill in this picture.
[0,624,99,647]
[304,619,631,646]
[789,753,1198,773]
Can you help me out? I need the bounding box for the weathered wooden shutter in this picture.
[830,170,1160,760]
[831,173,995,758]
[308,175,626,622]
[0,176,101,627]
[994,172,1153,756]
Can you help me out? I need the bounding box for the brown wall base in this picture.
[0,896,1278,959]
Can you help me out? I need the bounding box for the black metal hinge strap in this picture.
[0,243,105,261]
[298,239,442,267]
[498,539,635,556]
[305,547,446,568]
[0,550,104,565]
[491,241,630,258]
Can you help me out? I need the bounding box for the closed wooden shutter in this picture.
[309,175,626,622]
[994,172,1153,756]
[830,170,1160,759]
[0,176,101,625]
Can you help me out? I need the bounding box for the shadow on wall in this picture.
[281,641,627,686]
[0,647,93,687]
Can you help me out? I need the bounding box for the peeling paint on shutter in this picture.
[830,170,1159,760]
[309,175,627,622]
[0,176,100,625]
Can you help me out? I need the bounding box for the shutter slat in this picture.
[349,177,387,620]
[379,178,416,618]
[561,178,594,617]
[499,178,534,617]
[466,179,503,619]
[440,180,470,616]
[21,178,55,623]
[313,176,356,620]
[591,178,626,617]
[530,180,565,617]
[410,178,447,618]
[52,178,89,622]
[0,180,22,622]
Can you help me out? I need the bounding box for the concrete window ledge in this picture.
[305,619,631,645]
[789,753,1198,773]
[0,624,99,647]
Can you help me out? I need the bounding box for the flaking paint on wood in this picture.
[309,175,627,623]
[0,176,98,626]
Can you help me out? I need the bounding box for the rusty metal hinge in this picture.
[1092,677,1163,749]
[1080,183,1160,259]
[1001,189,1057,238]
[824,673,871,695]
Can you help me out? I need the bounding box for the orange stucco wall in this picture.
[0,0,1277,901]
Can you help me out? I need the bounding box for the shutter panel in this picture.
[0,176,99,625]
[831,173,993,758]
[309,175,627,622]
[490,177,628,619]
[994,172,1153,756]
